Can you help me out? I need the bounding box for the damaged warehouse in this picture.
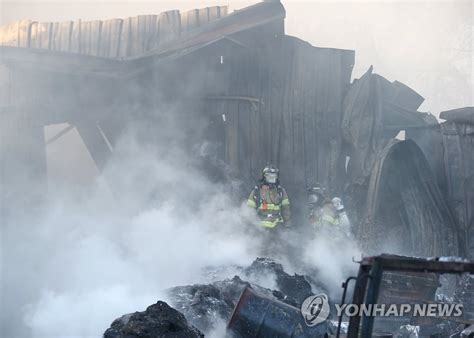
[0,0,473,337]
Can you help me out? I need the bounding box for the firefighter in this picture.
[247,165,291,229]
[307,183,351,236]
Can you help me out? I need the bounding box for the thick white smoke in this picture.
[1,119,364,337]
[303,231,361,299]
[2,121,263,337]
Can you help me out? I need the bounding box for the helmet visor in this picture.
[264,172,278,184]
[308,193,319,205]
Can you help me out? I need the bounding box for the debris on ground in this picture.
[103,301,203,338]
[105,257,319,335]
[167,257,317,333]
[243,257,315,306]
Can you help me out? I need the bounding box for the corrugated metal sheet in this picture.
[342,67,426,186]
[440,107,474,125]
[196,35,354,221]
[358,139,459,256]
[441,121,474,258]
[0,6,228,58]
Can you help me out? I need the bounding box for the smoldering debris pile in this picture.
[243,258,316,306]
[168,257,321,333]
[103,257,322,336]
[103,301,204,338]
[104,257,474,338]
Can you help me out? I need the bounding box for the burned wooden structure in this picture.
[1,0,473,258]
[0,1,354,220]
[341,68,466,257]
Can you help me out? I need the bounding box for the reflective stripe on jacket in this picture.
[309,203,339,228]
[247,184,290,228]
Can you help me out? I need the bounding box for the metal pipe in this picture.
[336,276,357,338]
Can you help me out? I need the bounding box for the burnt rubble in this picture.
[167,277,243,334]
[104,257,320,336]
[103,301,204,338]
[167,257,318,333]
[243,257,315,306]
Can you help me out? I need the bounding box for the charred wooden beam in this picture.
[440,107,474,125]
[0,46,125,78]
[204,95,264,104]
[384,124,440,131]
[75,120,113,171]
[45,124,74,145]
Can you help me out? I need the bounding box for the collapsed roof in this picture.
[0,1,473,259]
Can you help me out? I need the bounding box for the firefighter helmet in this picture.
[262,165,279,184]
[307,183,326,205]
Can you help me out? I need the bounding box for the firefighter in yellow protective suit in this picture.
[307,183,351,237]
[247,165,291,230]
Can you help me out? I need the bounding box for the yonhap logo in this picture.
[301,294,330,326]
